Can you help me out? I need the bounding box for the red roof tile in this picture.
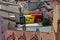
[7,30,40,40]
[41,32,54,40]
[7,30,54,40]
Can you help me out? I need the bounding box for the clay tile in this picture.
[34,32,37,38]
[18,32,26,40]
[30,32,38,40]
[12,32,14,35]
[23,32,25,37]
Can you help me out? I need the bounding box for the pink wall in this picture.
[0,16,8,40]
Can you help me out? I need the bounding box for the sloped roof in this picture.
[41,32,54,40]
[7,30,40,40]
[7,30,54,40]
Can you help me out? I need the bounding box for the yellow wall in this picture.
[25,15,34,24]
[52,27,56,40]
[52,5,60,40]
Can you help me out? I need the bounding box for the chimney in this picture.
[36,28,39,32]
[22,24,26,31]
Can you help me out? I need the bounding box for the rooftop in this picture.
[41,32,54,40]
[7,30,54,40]
[7,30,40,40]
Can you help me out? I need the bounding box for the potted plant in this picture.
[42,18,51,26]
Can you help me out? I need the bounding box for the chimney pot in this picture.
[23,24,26,31]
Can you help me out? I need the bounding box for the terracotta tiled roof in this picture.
[7,30,40,40]
[41,32,54,40]
[7,30,54,40]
